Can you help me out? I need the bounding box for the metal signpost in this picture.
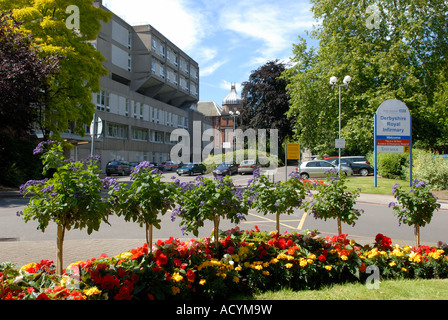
[374,99,412,187]
[90,115,103,156]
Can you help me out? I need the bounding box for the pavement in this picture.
[1,187,447,269]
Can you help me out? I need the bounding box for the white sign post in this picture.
[374,99,412,187]
[90,115,103,156]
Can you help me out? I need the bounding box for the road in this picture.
[1,166,447,267]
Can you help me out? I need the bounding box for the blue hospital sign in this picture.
[375,99,411,153]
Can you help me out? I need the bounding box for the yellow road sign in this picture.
[286,143,300,160]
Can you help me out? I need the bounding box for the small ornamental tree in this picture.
[19,141,112,274]
[244,169,307,233]
[111,162,178,251]
[172,175,248,251]
[302,170,363,235]
[389,179,441,247]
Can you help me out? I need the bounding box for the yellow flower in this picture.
[233,276,239,283]
[172,272,183,282]
[84,287,102,296]
[341,255,348,261]
[263,262,270,268]
[20,262,37,272]
[285,263,293,269]
[307,259,313,264]
[299,259,307,267]
[389,261,396,267]
[199,279,206,285]
[401,267,408,272]
[325,265,332,271]
[254,265,263,271]
[308,254,316,261]
[115,252,132,260]
[270,258,279,264]
[235,266,242,271]
[171,286,180,295]
[262,271,270,276]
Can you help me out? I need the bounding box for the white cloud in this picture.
[201,60,227,77]
[218,0,314,64]
[102,0,206,52]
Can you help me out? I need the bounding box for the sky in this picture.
[102,0,318,105]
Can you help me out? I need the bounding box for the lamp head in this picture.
[343,75,351,86]
[330,76,337,86]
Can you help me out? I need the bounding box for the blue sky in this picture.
[102,0,318,105]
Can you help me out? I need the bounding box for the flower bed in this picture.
[1,228,448,300]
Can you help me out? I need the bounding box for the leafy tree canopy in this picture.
[0,12,59,137]
[283,0,448,156]
[0,0,111,138]
[240,60,295,145]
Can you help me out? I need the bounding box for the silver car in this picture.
[295,160,353,179]
[238,159,261,175]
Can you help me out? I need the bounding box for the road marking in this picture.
[297,211,308,230]
[245,212,299,230]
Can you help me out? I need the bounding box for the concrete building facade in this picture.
[63,1,211,171]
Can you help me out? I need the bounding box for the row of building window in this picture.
[151,38,198,79]
[105,122,176,144]
[95,90,189,128]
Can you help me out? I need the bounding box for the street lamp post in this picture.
[229,110,240,155]
[330,75,351,174]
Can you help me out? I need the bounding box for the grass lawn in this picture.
[345,176,411,195]
[248,279,448,300]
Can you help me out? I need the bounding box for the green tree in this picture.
[283,0,448,155]
[19,142,112,274]
[0,0,111,139]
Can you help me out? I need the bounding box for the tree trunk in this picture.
[56,224,65,275]
[276,213,280,234]
[146,223,153,252]
[414,224,420,248]
[337,217,342,235]
[213,215,220,250]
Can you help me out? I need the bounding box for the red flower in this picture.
[227,246,235,255]
[130,243,148,260]
[114,285,133,300]
[156,252,168,266]
[186,269,196,282]
[318,254,326,262]
[375,233,392,251]
[36,292,51,300]
[100,274,120,290]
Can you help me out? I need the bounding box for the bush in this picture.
[409,149,448,190]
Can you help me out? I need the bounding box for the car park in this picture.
[238,159,260,175]
[106,160,132,176]
[213,161,238,176]
[295,160,353,179]
[328,158,373,176]
[176,162,206,176]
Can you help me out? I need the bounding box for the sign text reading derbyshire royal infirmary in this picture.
[375,99,411,153]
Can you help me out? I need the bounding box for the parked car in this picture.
[106,160,132,176]
[213,161,238,176]
[341,156,370,165]
[295,160,353,179]
[176,162,206,176]
[161,160,179,171]
[329,158,373,176]
[130,161,140,168]
[238,160,261,175]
